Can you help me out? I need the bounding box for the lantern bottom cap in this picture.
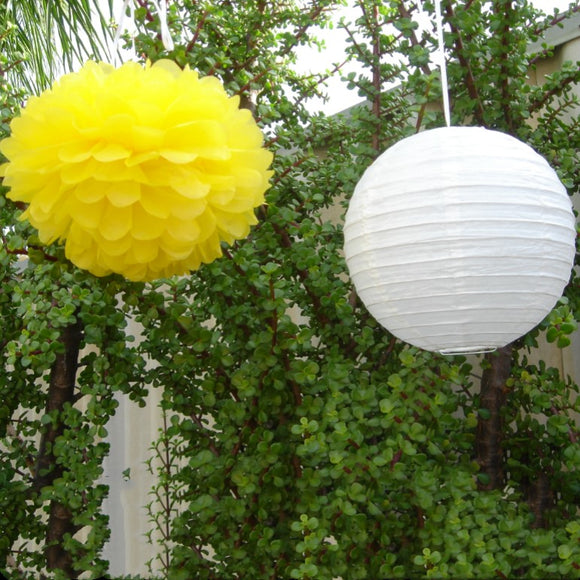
[438,346,498,356]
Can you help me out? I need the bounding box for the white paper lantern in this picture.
[343,126,576,355]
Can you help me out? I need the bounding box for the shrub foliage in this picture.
[1,1,580,578]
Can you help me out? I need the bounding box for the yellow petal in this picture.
[164,94,235,126]
[131,202,167,240]
[27,205,70,243]
[159,149,199,164]
[58,141,95,163]
[165,216,202,243]
[227,117,264,149]
[179,249,202,271]
[92,142,131,162]
[99,113,134,148]
[197,233,223,263]
[95,232,133,256]
[172,180,210,200]
[168,196,207,219]
[208,189,234,207]
[99,203,132,241]
[120,263,148,282]
[70,198,105,229]
[152,59,183,77]
[107,181,141,207]
[231,149,274,171]
[92,160,145,183]
[129,239,159,264]
[60,159,98,184]
[214,209,255,240]
[65,223,111,276]
[163,121,229,160]
[167,209,217,244]
[32,178,68,213]
[196,210,218,241]
[99,250,131,273]
[125,150,160,167]
[140,186,172,218]
[160,231,196,259]
[233,168,265,189]
[74,179,105,204]
[131,125,164,152]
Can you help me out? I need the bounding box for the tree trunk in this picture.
[475,345,513,490]
[34,318,83,577]
[525,469,554,528]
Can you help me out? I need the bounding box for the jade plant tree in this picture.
[1,1,580,579]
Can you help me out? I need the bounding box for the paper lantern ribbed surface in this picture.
[343,126,576,354]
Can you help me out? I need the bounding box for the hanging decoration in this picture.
[343,0,576,355]
[343,127,575,354]
[0,60,273,281]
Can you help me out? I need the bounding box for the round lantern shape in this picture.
[343,126,576,355]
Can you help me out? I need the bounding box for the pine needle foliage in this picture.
[0,0,114,93]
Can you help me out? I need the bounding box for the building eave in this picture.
[528,11,580,53]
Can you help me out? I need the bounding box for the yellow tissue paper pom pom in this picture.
[0,60,273,281]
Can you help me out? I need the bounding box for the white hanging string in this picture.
[113,0,134,65]
[113,0,174,65]
[150,0,175,51]
[113,0,131,63]
[434,0,451,127]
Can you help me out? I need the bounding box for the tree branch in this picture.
[445,2,486,125]
[493,0,515,132]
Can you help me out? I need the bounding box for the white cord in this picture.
[150,0,175,51]
[434,0,451,127]
[113,0,132,63]
[113,0,173,64]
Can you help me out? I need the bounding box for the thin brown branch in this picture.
[190,413,220,457]
[493,0,514,131]
[529,73,580,114]
[185,9,209,54]
[371,3,381,151]
[234,2,330,101]
[135,0,155,23]
[270,156,308,185]
[414,76,434,132]
[342,22,370,63]
[0,59,24,76]
[531,3,580,39]
[445,2,486,125]
[397,3,432,77]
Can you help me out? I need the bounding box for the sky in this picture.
[104,0,578,115]
[291,0,579,114]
